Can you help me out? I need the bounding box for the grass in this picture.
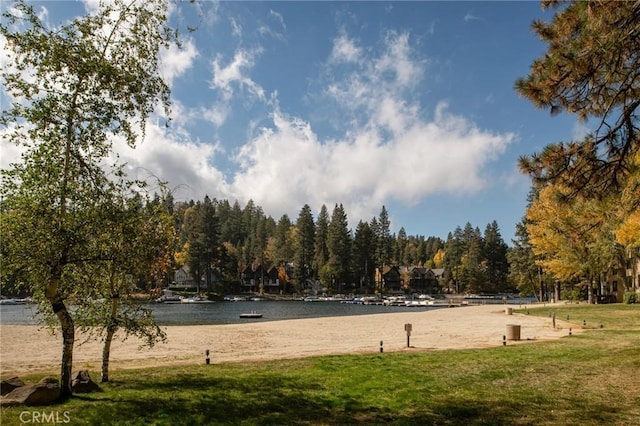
[2,304,639,425]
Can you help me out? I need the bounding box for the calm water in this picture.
[0,301,449,326]
[0,296,539,326]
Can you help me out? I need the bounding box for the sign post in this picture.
[404,323,412,348]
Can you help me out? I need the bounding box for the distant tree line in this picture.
[169,196,513,295]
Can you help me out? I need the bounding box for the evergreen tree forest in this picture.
[168,197,514,296]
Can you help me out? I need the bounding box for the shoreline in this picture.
[0,304,576,377]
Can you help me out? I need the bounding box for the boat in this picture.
[239,311,262,318]
[0,298,25,305]
[155,291,184,303]
[224,295,248,302]
[181,295,214,303]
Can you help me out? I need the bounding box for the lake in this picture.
[0,295,538,326]
[0,300,448,326]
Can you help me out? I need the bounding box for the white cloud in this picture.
[464,13,482,22]
[210,48,265,102]
[2,14,515,230]
[375,31,422,88]
[160,38,198,87]
[0,123,26,172]
[222,28,513,224]
[330,33,362,63]
[112,123,230,202]
[229,102,513,226]
[269,10,286,31]
[257,10,286,42]
[200,103,230,128]
[230,17,242,38]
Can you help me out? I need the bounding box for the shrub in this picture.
[623,292,637,304]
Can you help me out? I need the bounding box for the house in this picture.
[240,264,269,293]
[263,266,281,294]
[600,247,640,303]
[625,247,640,285]
[174,265,195,289]
[407,267,442,294]
[375,265,403,294]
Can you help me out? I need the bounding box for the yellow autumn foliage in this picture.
[526,184,621,281]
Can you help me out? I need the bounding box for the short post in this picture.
[380,340,384,353]
[583,320,586,326]
[552,312,556,329]
[205,349,210,365]
[569,328,572,336]
[503,335,506,346]
[404,323,412,348]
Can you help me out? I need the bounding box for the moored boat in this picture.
[181,295,214,303]
[239,311,262,318]
[155,291,184,303]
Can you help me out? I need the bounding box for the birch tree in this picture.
[0,0,177,397]
[72,186,175,383]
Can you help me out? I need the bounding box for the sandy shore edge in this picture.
[0,304,576,377]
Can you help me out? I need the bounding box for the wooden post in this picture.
[404,323,412,347]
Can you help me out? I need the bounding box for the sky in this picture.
[0,1,592,243]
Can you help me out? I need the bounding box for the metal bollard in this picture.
[205,349,210,365]
[503,335,506,346]
[380,340,384,353]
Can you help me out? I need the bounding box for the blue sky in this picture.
[1,1,590,242]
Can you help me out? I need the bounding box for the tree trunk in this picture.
[57,307,75,398]
[46,289,74,397]
[45,264,74,399]
[102,276,120,383]
[101,326,115,383]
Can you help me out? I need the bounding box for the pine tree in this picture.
[326,204,351,292]
[184,196,220,293]
[274,214,294,266]
[516,1,640,203]
[482,221,510,293]
[313,204,330,278]
[508,219,542,299]
[352,221,375,293]
[374,206,393,268]
[395,227,408,265]
[293,205,315,290]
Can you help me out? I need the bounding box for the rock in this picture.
[38,377,59,385]
[1,380,60,406]
[71,370,100,393]
[1,377,25,396]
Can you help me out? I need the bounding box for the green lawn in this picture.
[2,304,639,425]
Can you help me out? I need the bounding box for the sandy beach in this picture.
[0,304,576,377]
